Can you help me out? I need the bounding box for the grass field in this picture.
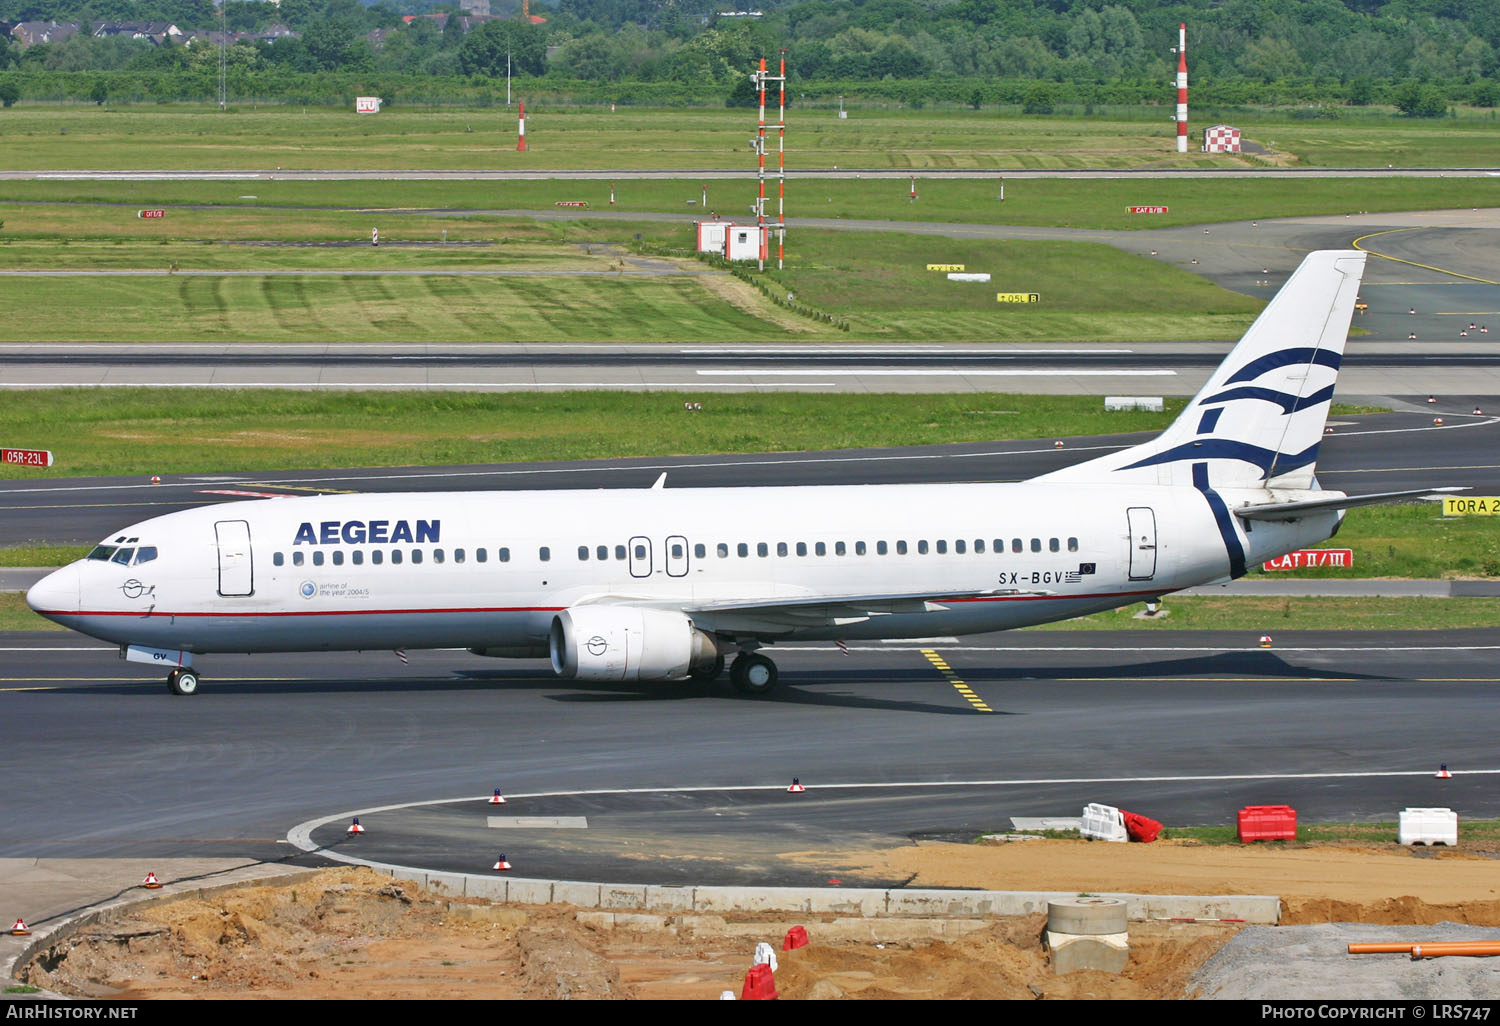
[0,389,1188,478]
[4,107,1500,171]
[3,174,1497,232]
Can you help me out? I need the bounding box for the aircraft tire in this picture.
[168,669,200,696]
[729,653,778,696]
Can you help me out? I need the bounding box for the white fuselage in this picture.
[27,480,1336,657]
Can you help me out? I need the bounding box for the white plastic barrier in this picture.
[1104,396,1164,412]
[1398,807,1458,846]
[1080,803,1129,843]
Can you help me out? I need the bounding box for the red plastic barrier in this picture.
[1238,804,1297,842]
[742,963,778,1000]
[1122,810,1163,843]
[783,925,809,950]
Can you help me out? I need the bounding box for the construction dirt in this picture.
[19,837,1500,1000]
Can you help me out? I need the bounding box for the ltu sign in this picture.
[356,96,382,114]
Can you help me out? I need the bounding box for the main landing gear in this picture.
[729,652,779,696]
[166,668,200,696]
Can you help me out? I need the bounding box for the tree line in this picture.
[0,0,1496,112]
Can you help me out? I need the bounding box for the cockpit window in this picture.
[87,546,119,562]
[134,547,158,565]
[111,548,136,566]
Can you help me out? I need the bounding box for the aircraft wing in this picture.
[678,588,1050,633]
[1234,487,1466,521]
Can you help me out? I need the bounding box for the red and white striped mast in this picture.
[517,101,527,152]
[756,58,767,270]
[1175,22,1188,153]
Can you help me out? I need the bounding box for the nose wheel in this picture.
[166,668,200,696]
[729,653,779,696]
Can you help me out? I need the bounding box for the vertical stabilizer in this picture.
[1039,249,1366,490]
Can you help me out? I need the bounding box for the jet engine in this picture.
[549,607,720,681]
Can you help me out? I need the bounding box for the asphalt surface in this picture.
[2,631,1495,887]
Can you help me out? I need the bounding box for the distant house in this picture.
[11,20,81,46]
[92,21,183,45]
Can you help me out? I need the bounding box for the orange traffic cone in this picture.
[10,918,29,936]
[787,778,806,793]
[1436,764,1453,779]
[347,818,365,835]
[489,789,506,805]
[142,872,162,889]
[493,854,512,871]
[1259,635,1272,648]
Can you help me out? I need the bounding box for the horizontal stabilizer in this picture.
[1235,487,1466,521]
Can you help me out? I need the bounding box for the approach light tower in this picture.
[752,54,786,271]
[1175,22,1188,154]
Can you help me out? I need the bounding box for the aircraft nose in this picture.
[26,564,80,617]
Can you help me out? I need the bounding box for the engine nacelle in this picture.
[549,607,719,681]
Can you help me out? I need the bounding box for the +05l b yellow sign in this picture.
[996,293,1040,304]
[1444,496,1500,515]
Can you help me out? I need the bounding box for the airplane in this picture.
[26,249,1458,697]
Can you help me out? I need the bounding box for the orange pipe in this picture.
[1349,942,1500,956]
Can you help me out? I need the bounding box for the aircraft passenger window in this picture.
[332,551,344,566]
[111,548,135,565]
[353,551,364,565]
[815,542,826,556]
[877,541,887,555]
[433,549,444,564]
[993,539,1003,552]
[597,546,609,561]
[87,546,118,561]
[796,542,807,557]
[936,540,948,554]
[1068,538,1079,552]
[737,543,749,557]
[454,549,465,564]
[1049,538,1060,552]
[615,545,626,560]
[694,544,706,559]
[313,552,324,566]
[776,542,788,557]
[391,550,403,565]
[897,540,907,555]
[672,543,685,559]
[293,552,305,566]
[757,542,769,557]
[476,548,487,563]
[1031,538,1041,553]
[1012,539,1023,553]
[834,542,846,556]
[855,541,866,556]
[539,547,550,562]
[955,540,966,555]
[578,546,589,561]
[635,544,647,560]
[372,550,383,565]
[917,540,928,555]
[718,543,729,558]
[975,540,986,554]
[273,552,285,567]
[411,550,423,565]
[499,548,510,562]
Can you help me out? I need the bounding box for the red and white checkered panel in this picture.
[1203,124,1242,153]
